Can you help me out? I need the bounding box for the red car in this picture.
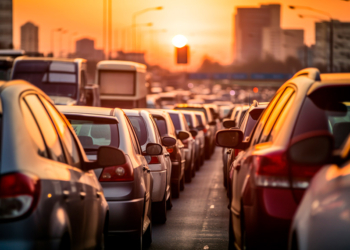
[216,68,350,249]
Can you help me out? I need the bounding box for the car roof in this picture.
[56,105,122,122]
[123,109,141,116]
[97,60,146,71]
[13,56,86,64]
[175,103,205,108]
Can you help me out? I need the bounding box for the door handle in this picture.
[165,153,170,157]
[143,166,151,173]
[63,190,70,200]
[96,191,102,198]
[80,191,86,199]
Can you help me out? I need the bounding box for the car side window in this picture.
[21,99,48,158]
[150,115,162,144]
[250,90,284,146]
[181,114,190,131]
[259,88,295,143]
[40,96,81,167]
[267,93,296,142]
[24,94,66,163]
[125,116,142,154]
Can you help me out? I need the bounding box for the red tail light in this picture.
[0,172,40,220]
[148,156,160,164]
[291,165,320,189]
[253,150,290,188]
[234,149,240,157]
[167,148,174,153]
[99,156,134,182]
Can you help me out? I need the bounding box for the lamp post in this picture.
[50,28,62,57]
[59,30,68,58]
[132,6,163,51]
[289,5,334,72]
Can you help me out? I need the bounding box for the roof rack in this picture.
[292,68,321,81]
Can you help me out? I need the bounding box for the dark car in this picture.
[216,69,350,249]
[0,80,109,250]
[174,104,216,159]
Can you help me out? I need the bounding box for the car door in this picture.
[24,94,86,249]
[125,116,152,230]
[40,96,103,249]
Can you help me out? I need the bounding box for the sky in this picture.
[13,0,350,71]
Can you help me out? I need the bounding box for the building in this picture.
[234,4,280,62]
[115,51,146,64]
[69,38,105,61]
[0,0,13,49]
[20,22,39,52]
[314,20,350,72]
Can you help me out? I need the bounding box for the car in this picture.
[174,104,217,159]
[225,101,267,197]
[216,69,350,249]
[124,109,174,223]
[165,110,197,182]
[181,110,206,169]
[0,80,109,250]
[58,105,158,249]
[11,57,100,106]
[146,109,188,198]
[289,133,350,250]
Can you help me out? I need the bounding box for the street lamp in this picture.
[289,5,334,72]
[132,6,163,51]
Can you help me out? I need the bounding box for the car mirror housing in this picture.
[216,129,243,148]
[161,136,177,147]
[190,129,198,138]
[146,143,163,155]
[97,146,126,167]
[222,119,236,129]
[178,131,191,141]
[287,131,334,165]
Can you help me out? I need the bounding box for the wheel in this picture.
[59,233,71,250]
[223,164,227,188]
[166,188,173,210]
[195,156,200,171]
[171,182,180,198]
[200,154,204,166]
[153,194,167,224]
[205,146,211,159]
[185,168,192,183]
[192,163,196,177]
[228,213,237,250]
[143,212,152,248]
[180,175,185,191]
[97,216,108,250]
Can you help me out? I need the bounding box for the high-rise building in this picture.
[0,0,13,49]
[233,4,280,62]
[20,22,39,52]
[70,38,105,61]
[314,20,350,72]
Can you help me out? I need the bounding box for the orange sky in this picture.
[13,0,350,71]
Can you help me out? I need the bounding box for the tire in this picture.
[59,233,71,250]
[200,154,204,166]
[205,146,211,159]
[192,163,196,177]
[97,216,108,250]
[153,194,167,224]
[228,213,236,250]
[166,187,173,210]
[171,182,180,198]
[185,168,192,183]
[143,219,152,248]
[195,156,200,171]
[180,174,185,191]
[223,164,227,188]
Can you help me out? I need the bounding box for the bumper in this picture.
[107,198,144,234]
[171,161,184,183]
[151,170,167,202]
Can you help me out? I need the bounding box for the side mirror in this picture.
[287,132,334,165]
[222,119,236,129]
[216,129,243,148]
[146,143,163,155]
[98,146,126,167]
[190,129,198,138]
[209,121,217,126]
[177,131,190,141]
[161,136,177,147]
[196,125,205,131]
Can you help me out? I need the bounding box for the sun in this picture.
[172,35,188,48]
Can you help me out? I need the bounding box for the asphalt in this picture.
[148,147,229,250]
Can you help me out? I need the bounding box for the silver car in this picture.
[165,110,196,183]
[58,106,161,249]
[0,80,109,250]
[124,109,174,223]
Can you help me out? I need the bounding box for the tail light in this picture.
[147,156,160,164]
[99,156,134,182]
[0,172,40,220]
[291,165,320,189]
[252,150,290,188]
[234,149,240,157]
[167,148,174,153]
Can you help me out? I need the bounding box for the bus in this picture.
[11,57,100,106]
[96,60,147,108]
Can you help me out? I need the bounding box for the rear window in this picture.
[153,115,168,136]
[196,114,204,126]
[244,108,264,140]
[128,116,148,145]
[175,107,208,121]
[293,87,350,149]
[184,114,193,128]
[169,113,181,130]
[66,116,119,151]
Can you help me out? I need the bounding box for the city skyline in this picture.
[12,0,350,70]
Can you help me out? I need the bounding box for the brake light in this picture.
[203,128,207,134]
[0,172,40,220]
[253,150,290,188]
[234,149,240,157]
[167,148,174,153]
[291,165,320,189]
[99,156,134,182]
[148,156,160,164]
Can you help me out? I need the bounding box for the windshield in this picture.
[169,113,181,130]
[127,116,148,146]
[66,116,119,151]
[12,60,78,99]
[293,88,350,149]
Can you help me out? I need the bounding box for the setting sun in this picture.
[172,34,188,48]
